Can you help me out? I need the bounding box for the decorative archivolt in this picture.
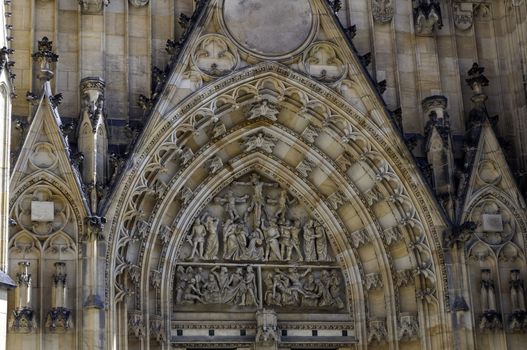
[105,64,448,344]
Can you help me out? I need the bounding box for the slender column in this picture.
[83,216,105,350]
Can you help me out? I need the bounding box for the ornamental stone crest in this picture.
[372,0,394,23]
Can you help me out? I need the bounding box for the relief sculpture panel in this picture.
[174,172,346,313]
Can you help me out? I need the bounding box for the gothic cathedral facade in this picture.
[1,0,527,349]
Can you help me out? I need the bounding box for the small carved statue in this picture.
[187,218,207,259]
[204,216,219,260]
[247,99,279,121]
[267,188,296,223]
[315,223,329,261]
[235,173,277,228]
[262,219,282,261]
[303,219,318,261]
[214,190,248,221]
[242,132,277,153]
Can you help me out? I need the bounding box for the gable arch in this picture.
[105,62,450,349]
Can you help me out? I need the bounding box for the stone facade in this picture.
[2,0,527,350]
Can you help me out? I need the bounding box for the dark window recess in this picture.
[176,329,183,336]
[312,329,318,336]
[240,329,246,336]
[342,330,348,336]
[209,329,215,336]
[281,329,288,336]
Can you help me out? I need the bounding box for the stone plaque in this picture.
[482,214,503,232]
[31,201,54,222]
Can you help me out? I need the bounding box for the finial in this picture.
[32,37,58,82]
[466,63,489,103]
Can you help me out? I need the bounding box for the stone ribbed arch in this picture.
[105,63,450,349]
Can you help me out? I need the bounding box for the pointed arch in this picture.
[105,63,451,349]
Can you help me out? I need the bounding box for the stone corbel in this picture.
[372,0,394,23]
[255,309,280,346]
[453,2,474,31]
[413,0,443,36]
[367,318,388,345]
[128,311,145,339]
[129,0,149,7]
[398,313,419,341]
[79,0,109,14]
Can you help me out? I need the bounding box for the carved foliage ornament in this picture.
[372,0,394,23]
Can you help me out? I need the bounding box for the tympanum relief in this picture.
[174,172,346,313]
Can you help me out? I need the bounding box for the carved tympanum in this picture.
[174,172,345,313]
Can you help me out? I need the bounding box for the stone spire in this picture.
[77,77,108,213]
[423,95,455,218]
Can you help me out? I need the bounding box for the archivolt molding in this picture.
[105,63,448,345]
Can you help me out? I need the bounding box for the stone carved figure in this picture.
[242,132,277,153]
[267,188,296,223]
[262,219,282,261]
[204,216,219,260]
[175,265,258,307]
[235,173,277,228]
[187,218,207,259]
[223,219,242,260]
[303,219,317,261]
[247,99,279,121]
[315,223,329,261]
[214,190,248,221]
[263,268,344,309]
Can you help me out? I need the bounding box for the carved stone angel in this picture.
[242,132,277,153]
[247,100,279,121]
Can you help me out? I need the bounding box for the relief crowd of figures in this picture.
[185,174,332,263]
[176,265,259,307]
[175,265,345,309]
